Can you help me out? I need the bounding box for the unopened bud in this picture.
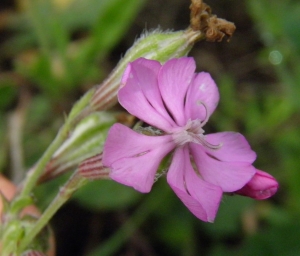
[39,112,115,182]
[235,170,278,200]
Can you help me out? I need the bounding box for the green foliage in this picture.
[2,0,145,101]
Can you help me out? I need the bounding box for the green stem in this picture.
[18,121,71,198]
[18,86,95,200]
[19,172,88,252]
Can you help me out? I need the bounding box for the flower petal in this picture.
[204,132,257,163]
[158,57,196,126]
[103,124,175,193]
[119,59,176,131]
[184,72,219,121]
[167,146,223,222]
[190,144,256,192]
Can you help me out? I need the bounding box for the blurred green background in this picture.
[0,0,299,255]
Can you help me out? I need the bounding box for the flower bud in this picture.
[39,112,115,182]
[235,170,278,200]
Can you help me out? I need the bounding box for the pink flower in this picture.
[235,169,278,199]
[103,57,275,222]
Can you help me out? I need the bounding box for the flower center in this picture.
[171,101,222,150]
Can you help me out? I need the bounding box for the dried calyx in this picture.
[189,0,236,42]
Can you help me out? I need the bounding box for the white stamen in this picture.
[196,101,209,126]
[171,101,222,150]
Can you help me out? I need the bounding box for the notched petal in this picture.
[103,124,175,193]
[167,147,222,222]
[204,132,257,163]
[119,59,175,131]
[158,57,196,126]
[185,72,219,121]
[190,143,256,192]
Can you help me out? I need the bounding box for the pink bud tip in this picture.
[235,170,279,200]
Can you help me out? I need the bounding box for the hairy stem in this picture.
[18,121,71,198]
[19,172,88,252]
